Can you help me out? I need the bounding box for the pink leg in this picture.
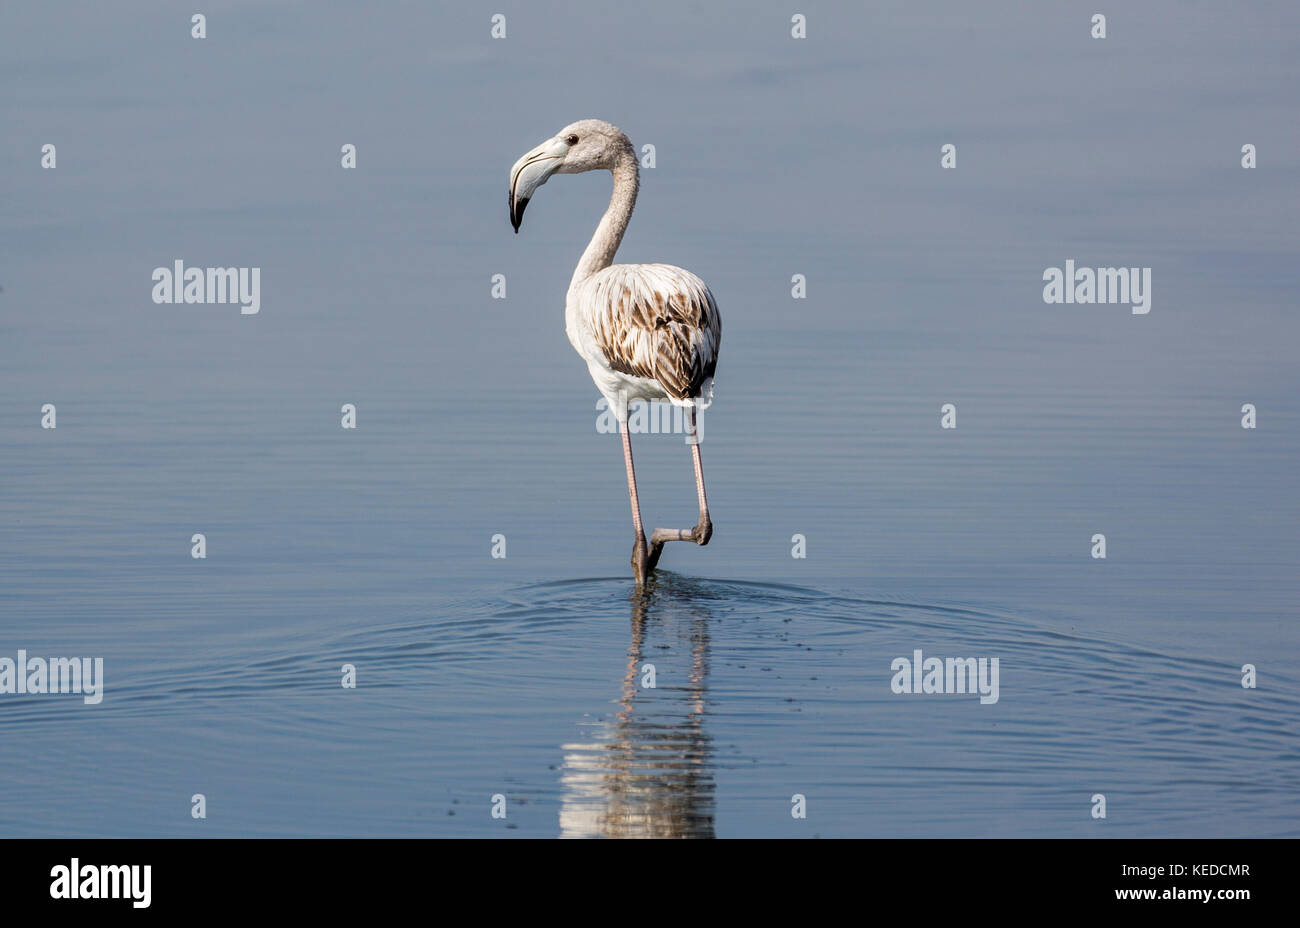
[621,420,651,585]
[646,407,712,572]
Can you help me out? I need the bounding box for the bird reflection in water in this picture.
[558,574,716,838]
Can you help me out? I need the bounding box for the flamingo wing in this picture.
[583,264,721,401]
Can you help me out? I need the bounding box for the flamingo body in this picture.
[567,262,720,416]
[509,119,720,584]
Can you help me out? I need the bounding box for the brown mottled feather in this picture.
[582,264,721,400]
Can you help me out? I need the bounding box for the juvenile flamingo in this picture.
[509,119,721,585]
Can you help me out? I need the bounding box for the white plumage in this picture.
[567,262,720,418]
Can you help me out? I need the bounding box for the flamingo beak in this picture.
[509,138,567,232]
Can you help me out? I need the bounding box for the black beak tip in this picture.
[510,196,528,233]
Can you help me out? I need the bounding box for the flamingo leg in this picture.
[646,407,712,571]
[621,419,651,585]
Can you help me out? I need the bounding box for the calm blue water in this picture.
[2,1,1298,837]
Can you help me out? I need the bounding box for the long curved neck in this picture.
[570,147,639,290]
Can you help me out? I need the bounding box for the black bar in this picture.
[0,838,1282,914]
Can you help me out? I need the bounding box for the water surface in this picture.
[2,1,1298,837]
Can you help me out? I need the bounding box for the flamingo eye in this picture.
[565,134,579,146]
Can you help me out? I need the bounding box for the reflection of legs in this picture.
[621,419,650,585]
[647,407,712,572]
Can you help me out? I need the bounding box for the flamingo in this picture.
[509,119,721,585]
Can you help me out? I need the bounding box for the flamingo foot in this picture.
[632,533,651,586]
[645,520,712,573]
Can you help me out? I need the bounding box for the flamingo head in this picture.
[508,119,633,232]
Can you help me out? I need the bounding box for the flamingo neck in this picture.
[570,147,639,290]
